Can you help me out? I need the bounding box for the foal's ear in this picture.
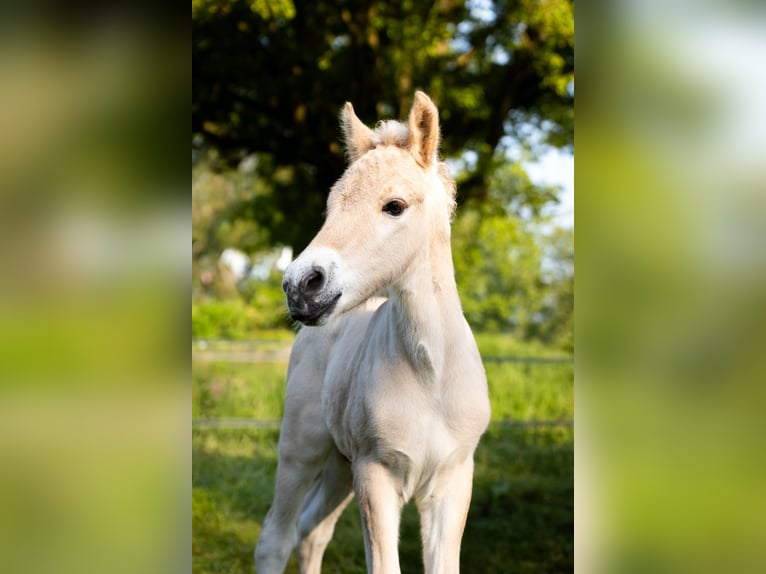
[340,102,375,162]
[408,91,440,168]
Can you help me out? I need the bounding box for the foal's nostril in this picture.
[301,267,326,296]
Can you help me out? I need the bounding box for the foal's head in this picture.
[283,91,456,326]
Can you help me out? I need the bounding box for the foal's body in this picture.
[256,93,490,574]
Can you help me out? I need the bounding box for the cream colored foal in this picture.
[255,92,490,574]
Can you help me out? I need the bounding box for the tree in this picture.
[452,161,572,348]
[535,225,574,350]
[192,0,573,250]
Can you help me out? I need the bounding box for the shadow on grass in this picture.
[193,429,279,573]
[193,425,572,574]
[463,425,573,573]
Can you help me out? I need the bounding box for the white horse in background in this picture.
[255,91,491,574]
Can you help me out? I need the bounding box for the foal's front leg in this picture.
[297,448,354,574]
[255,431,331,574]
[353,459,406,574]
[255,365,332,573]
[417,457,474,574]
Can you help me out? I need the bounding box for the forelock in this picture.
[371,120,410,149]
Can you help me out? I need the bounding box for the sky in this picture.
[525,148,574,229]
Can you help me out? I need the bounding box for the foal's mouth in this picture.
[288,292,342,326]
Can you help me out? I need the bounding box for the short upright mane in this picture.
[339,102,457,220]
[371,119,410,149]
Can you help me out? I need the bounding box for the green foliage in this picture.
[192,291,291,339]
[191,1,574,348]
[192,156,267,253]
[241,272,291,330]
[192,300,252,339]
[192,156,268,300]
[192,157,301,334]
[192,0,574,248]
[452,161,573,349]
[454,206,540,332]
[534,226,574,351]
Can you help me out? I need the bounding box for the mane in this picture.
[437,161,458,221]
[371,120,410,148]
[368,120,457,221]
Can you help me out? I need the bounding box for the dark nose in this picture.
[282,266,327,299]
[300,267,326,297]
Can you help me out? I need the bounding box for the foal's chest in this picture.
[324,358,481,468]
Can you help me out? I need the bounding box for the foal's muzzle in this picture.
[282,265,341,326]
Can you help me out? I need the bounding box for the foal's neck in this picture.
[388,220,465,381]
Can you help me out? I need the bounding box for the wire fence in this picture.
[192,339,574,430]
[481,355,573,364]
[192,417,573,430]
[192,339,573,365]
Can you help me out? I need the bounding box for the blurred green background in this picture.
[577,2,766,574]
[0,4,188,574]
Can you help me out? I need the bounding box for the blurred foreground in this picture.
[578,2,766,573]
[0,7,188,574]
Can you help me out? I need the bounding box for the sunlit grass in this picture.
[192,362,287,420]
[191,334,573,423]
[487,362,573,421]
[473,332,571,358]
[192,426,573,574]
[192,333,573,572]
[192,360,572,423]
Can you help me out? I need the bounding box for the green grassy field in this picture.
[192,334,573,573]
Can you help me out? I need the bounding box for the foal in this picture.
[255,92,490,574]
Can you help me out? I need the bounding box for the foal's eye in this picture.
[382,200,407,217]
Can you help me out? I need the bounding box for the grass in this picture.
[192,333,573,573]
[485,362,573,422]
[192,335,572,424]
[192,362,288,420]
[192,426,573,574]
